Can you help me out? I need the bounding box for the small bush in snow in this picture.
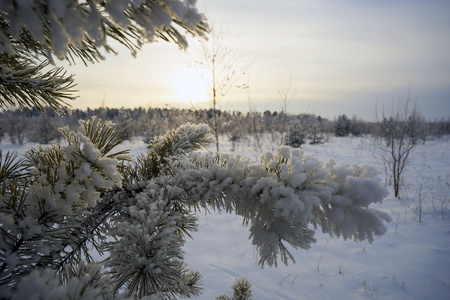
[335,114,352,137]
[216,277,252,300]
[284,118,306,148]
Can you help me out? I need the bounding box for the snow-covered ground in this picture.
[182,135,450,299]
[3,134,449,299]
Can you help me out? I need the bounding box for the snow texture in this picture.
[184,135,450,299]
[1,126,449,299]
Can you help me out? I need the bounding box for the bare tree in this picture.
[247,82,263,152]
[375,96,423,198]
[277,77,295,145]
[191,26,252,151]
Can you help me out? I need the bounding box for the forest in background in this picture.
[1,106,449,147]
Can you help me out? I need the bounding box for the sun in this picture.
[172,66,211,103]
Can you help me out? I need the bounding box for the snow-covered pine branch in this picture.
[122,122,214,186]
[148,145,391,267]
[0,0,208,62]
[0,54,76,114]
[0,118,129,294]
[0,1,208,113]
[0,120,390,299]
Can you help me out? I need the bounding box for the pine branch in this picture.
[123,123,214,186]
[0,1,209,64]
[77,117,131,159]
[0,54,76,114]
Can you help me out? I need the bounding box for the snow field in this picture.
[182,135,450,299]
[2,134,448,299]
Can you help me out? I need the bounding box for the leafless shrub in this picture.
[374,96,424,198]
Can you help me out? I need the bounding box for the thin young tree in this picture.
[247,79,263,152]
[191,25,251,151]
[277,77,295,145]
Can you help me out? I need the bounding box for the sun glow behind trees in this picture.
[63,0,450,120]
[172,66,212,104]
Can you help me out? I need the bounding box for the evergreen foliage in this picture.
[1,106,448,146]
[335,114,352,137]
[307,116,325,145]
[216,277,252,300]
[0,2,394,298]
[0,54,76,114]
[284,118,305,148]
[0,0,208,112]
[0,118,392,298]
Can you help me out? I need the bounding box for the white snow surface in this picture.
[182,136,450,300]
[3,135,449,299]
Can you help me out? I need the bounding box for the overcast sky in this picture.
[65,0,450,121]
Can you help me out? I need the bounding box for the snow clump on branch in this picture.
[0,0,208,61]
[0,121,391,298]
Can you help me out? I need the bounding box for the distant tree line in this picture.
[1,106,449,146]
